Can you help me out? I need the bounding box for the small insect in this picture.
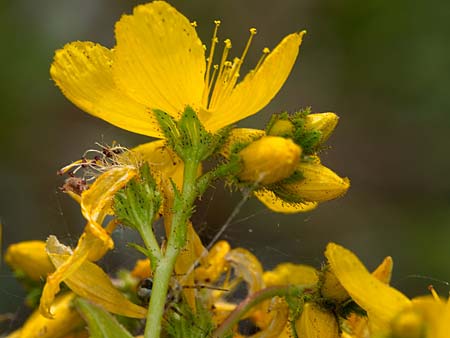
[60,176,89,195]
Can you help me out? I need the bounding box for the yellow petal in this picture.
[221,128,265,158]
[173,223,206,310]
[372,256,393,284]
[283,162,350,203]
[263,263,318,287]
[46,237,146,319]
[254,188,318,214]
[325,243,411,332]
[304,113,339,144]
[320,268,350,303]
[344,256,394,337]
[437,298,450,338]
[295,303,339,338]
[11,293,83,338]
[40,234,103,318]
[50,41,163,138]
[238,136,301,185]
[5,241,54,281]
[81,166,137,254]
[206,32,305,131]
[131,140,184,188]
[225,248,264,294]
[195,241,231,283]
[114,1,205,117]
[131,258,152,280]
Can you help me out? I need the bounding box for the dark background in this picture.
[1,0,449,331]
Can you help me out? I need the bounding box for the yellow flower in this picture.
[51,1,305,138]
[40,167,140,318]
[7,293,84,338]
[5,241,54,282]
[296,303,339,338]
[325,242,412,334]
[325,243,450,338]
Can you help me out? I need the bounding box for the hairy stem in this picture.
[144,159,200,338]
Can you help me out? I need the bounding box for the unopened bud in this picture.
[5,241,54,281]
[320,267,349,303]
[296,303,339,338]
[304,113,339,144]
[267,119,295,137]
[238,136,301,185]
[283,162,349,202]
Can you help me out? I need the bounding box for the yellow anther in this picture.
[250,28,257,35]
[263,47,270,54]
[214,20,221,26]
[190,21,197,27]
[224,38,232,49]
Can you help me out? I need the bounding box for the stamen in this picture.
[254,47,270,73]
[428,285,440,301]
[190,21,197,27]
[203,20,221,104]
[239,28,257,68]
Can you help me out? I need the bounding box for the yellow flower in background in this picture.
[325,242,412,334]
[51,1,305,138]
[5,241,54,282]
[7,293,84,338]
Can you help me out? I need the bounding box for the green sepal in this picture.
[114,163,161,231]
[127,243,152,259]
[154,106,231,163]
[74,297,134,338]
[196,156,241,195]
[165,299,216,338]
[114,163,162,263]
[266,108,325,155]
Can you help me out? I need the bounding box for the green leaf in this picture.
[74,297,134,338]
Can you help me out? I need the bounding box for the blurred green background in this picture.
[1,0,449,333]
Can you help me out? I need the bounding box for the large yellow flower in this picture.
[51,1,305,138]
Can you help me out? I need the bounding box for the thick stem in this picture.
[211,285,313,338]
[143,159,200,338]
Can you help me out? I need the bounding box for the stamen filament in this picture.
[202,20,221,104]
[254,47,270,74]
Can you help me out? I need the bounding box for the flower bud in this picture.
[320,267,350,303]
[283,162,349,202]
[295,303,339,338]
[238,136,301,185]
[304,113,339,144]
[267,119,295,137]
[5,241,54,281]
[8,293,83,338]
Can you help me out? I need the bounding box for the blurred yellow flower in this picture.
[7,293,83,338]
[5,241,54,282]
[50,1,305,138]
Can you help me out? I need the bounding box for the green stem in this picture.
[211,285,313,338]
[143,158,200,338]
